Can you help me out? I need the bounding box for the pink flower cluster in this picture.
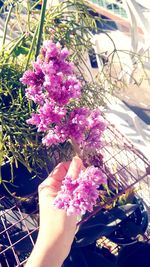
[53,166,107,215]
[21,40,108,216]
[21,40,106,150]
[20,40,80,117]
[42,107,106,149]
[21,41,80,106]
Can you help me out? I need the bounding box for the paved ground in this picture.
[115,79,150,125]
[104,64,150,159]
[105,93,150,159]
[102,59,150,126]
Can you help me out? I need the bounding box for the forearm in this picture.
[25,237,64,267]
[26,216,76,267]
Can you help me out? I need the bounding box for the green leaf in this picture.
[13,46,29,56]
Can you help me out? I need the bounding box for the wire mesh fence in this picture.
[0,122,149,266]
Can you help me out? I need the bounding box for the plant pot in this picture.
[0,161,41,197]
[0,150,54,198]
[0,160,52,213]
[107,197,148,245]
[63,244,116,267]
[0,148,54,213]
[116,241,150,267]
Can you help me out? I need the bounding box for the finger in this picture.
[48,161,71,182]
[67,156,83,180]
[39,157,83,198]
[39,161,71,197]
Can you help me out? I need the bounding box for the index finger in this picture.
[39,161,71,197]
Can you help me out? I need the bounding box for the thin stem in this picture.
[31,0,42,11]
[27,0,31,33]
[2,2,14,48]
[25,25,39,70]
[7,33,26,58]
[35,0,48,59]
[70,138,82,158]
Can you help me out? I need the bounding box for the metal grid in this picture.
[0,196,38,266]
[102,124,150,207]
[0,123,150,266]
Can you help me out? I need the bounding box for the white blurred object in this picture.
[123,0,150,70]
[105,94,150,159]
[135,0,150,10]
[89,0,150,84]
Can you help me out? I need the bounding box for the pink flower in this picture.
[42,130,61,146]
[25,86,45,105]
[27,101,66,132]
[41,107,107,149]
[20,66,44,87]
[60,47,70,60]
[67,108,107,149]
[54,166,107,215]
[21,40,81,107]
[21,40,107,151]
[42,124,69,146]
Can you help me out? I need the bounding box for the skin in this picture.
[25,156,83,267]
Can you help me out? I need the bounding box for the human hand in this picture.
[26,156,83,267]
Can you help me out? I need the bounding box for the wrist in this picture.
[35,232,66,264]
[26,237,64,267]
